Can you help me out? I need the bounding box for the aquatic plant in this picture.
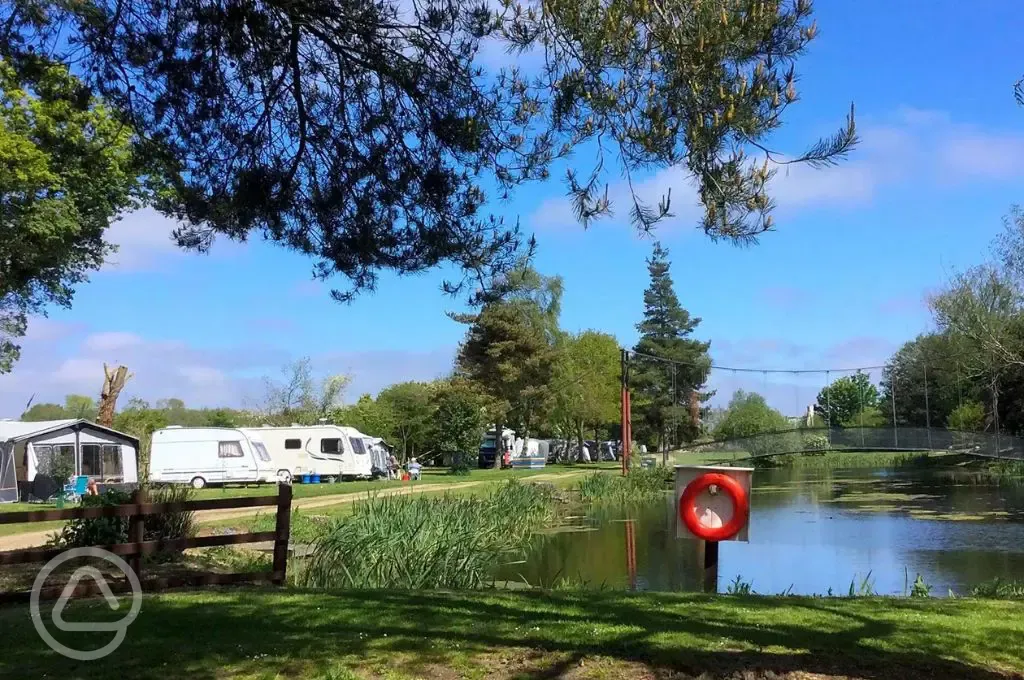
[726,575,755,595]
[969,578,1024,599]
[910,574,932,598]
[575,467,671,504]
[299,479,554,590]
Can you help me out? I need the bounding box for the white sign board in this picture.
[674,465,753,542]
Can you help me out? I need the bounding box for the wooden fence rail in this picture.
[0,482,292,604]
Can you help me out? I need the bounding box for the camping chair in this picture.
[51,476,89,505]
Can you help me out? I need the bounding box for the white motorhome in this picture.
[244,425,373,481]
[149,427,275,489]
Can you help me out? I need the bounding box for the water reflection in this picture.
[498,467,1024,595]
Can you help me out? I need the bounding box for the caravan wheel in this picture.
[277,470,292,484]
[190,476,207,489]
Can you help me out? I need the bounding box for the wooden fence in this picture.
[0,483,292,603]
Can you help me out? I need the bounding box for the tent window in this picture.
[320,438,341,454]
[102,445,123,478]
[284,439,301,449]
[349,438,366,455]
[53,445,75,475]
[218,441,245,458]
[33,445,53,474]
[81,445,101,477]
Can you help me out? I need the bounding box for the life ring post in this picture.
[703,540,719,593]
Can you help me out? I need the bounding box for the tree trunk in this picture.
[493,420,503,469]
[576,419,585,463]
[97,364,132,427]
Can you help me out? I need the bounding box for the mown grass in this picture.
[298,479,556,590]
[3,589,1023,679]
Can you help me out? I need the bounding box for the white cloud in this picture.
[102,208,183,272]
[0,319,457,417]
[82,331,144,353]
[528,107,1024,232]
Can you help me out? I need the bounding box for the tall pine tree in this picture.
[632,243,712,451]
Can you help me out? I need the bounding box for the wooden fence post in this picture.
[271,482,292,585]
[128,487,147,580]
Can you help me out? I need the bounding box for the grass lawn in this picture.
[2,589,1022,679]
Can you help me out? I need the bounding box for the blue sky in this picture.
[2,0,1022,416]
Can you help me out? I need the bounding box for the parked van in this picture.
[149,427,275,489]
[244,425,372,481]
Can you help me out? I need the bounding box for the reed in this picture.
[298,479,554,590]
[575,467,671,505]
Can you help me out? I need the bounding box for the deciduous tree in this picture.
[377,382,435,461]
[550,331,621,461]
[815,372,878,428]
[0,58,144,372]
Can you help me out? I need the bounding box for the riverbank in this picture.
[3,589,1022,679]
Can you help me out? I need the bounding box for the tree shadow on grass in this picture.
[0,588,1021,680]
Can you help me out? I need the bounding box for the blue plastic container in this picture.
[301,474,311,484]
[311,474,321,484]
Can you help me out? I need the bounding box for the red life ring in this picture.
[679,472,749,541]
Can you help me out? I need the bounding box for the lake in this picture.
[498,466,1024,595]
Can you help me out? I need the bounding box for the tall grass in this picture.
[299,479,554,590]
[575,467,671,505]
[969,578,1024,599]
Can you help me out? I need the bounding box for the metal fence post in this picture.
[272,482,293,585]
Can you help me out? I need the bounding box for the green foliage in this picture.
[377,382,434,460]
[300,480,553,589]
[0,0,854,312]
[632,242,711,449]
[970,578,1024,599]
[841,405,887,428]
[816,372,878,427]
[431,381,488,473]
[550,330,621,450]
[0,57,145,373]
[714,390,790,456]
[948,401,986,431]
[47,448,76,486]
[455,266,563,451]
[22,402,69,421]
[910,574,932,598]
[575,467,670,505]
[332,394,397,440]
[50,487,197,554]
[881,333,972,429]
[726,575,755,595]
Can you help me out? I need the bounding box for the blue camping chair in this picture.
[61,476,89,504]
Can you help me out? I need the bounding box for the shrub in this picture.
[50,486,197,557]
[948,401,985,431]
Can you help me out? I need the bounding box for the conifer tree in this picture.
[632,243,711,451]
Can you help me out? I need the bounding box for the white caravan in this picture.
[149,427,275,489]
[244,425,373,481]
[337,426,377,479]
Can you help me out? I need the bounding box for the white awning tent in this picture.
[0,419,140,503]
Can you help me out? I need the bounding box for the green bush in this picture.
[948,401,985,431]
[50,486,198,556]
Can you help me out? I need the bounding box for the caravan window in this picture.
[349,438,366,455]
[320,438,341,454]
[218,441,245,458]
[284,439,301,449]
[253,442,272,462]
